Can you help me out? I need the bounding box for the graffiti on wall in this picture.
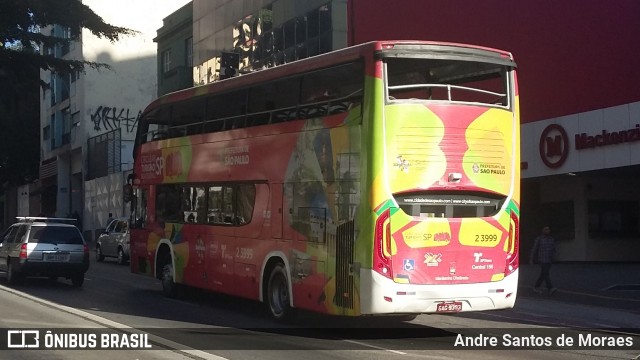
[91,106,140,134]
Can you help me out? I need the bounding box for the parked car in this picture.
[0,217,90,287]
[96,218,130,265]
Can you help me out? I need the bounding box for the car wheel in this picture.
[266,263,295,322]
[161,262,179,297]
[96,246,104,262]
[117,248,126,265]
[71,273,84,287]
[6,260,22,285]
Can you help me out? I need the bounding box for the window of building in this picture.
[71,111,80,129]
[50,114,56,149]
[539,201,575,240]
[62,107,71,145]
[59,73,70,101]
[43,125,51,141]
[231,3,331,72]
[61,26,71,55]
[588,200,639,238]
[50,74,56,106]
[185,37,193,67]
[162,49,172,73]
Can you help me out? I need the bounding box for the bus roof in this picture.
[141,40,515,116]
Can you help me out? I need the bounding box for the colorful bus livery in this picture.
[129,40,520,320]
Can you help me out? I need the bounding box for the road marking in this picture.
[558,288,640,302]
[477,307,629,329]
[342,339,407,355]
[0,283,229,360]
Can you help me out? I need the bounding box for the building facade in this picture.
[38,0,190,239]
[155,2,195,96]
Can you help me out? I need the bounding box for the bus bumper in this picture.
[359,269,519,315]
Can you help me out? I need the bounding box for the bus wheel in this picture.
[161,262,179,298]
[266,263,295,322]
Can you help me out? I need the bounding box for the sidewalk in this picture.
[515,262,640,328]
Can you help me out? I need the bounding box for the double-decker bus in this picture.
[129,40,520,321]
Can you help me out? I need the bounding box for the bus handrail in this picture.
[142,91,363,141]
[388,83,506,102]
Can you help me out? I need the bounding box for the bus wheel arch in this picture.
[263,257,295,322]
[155,243,180,298]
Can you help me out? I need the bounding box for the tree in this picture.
[1,0,137,77]
[0,0,137,186]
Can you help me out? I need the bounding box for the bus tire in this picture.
[161,262,180,298]
[266,263,295,322]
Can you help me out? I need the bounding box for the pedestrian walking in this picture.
[530,225,557,294]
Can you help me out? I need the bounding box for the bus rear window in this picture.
[386,57,510,107]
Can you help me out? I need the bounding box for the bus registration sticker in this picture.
[436,301,462,313]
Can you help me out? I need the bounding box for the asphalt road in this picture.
[0,256,637,360]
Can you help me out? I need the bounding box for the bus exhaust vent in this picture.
[334,220,355,309]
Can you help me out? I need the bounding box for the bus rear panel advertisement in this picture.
[129,40,520,320]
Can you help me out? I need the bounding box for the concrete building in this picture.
[155,2,195,97]
[38,0,190,240]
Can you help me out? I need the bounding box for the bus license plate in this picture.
[45,253,70,262]
[436,301,462,313]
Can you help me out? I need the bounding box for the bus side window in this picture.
[300,62,363,118]
[236,184,256,225]
[156,185,180,223]
[207,185,226,225]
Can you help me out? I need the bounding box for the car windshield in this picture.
[28,226,84,245]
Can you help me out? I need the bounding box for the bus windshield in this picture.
[386,57,511,108]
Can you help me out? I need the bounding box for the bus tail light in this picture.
[374,209,393,280]
[504,211,519,276]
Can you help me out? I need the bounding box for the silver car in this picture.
[0,217,90,287]
[96,218,130,265]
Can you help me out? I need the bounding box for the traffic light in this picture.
[220,52,240,80]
